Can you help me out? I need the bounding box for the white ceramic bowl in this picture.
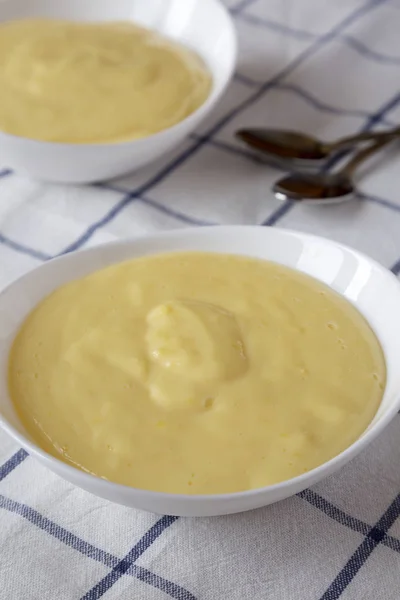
[0,0,236,183]
[1,226,400,517]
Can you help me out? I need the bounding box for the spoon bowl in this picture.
[236,128,328,160]
[273,172,355,204]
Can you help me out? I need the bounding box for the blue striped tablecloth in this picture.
[1,1,400,598]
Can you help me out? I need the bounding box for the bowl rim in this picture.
[0,0,237,148]
[1,225,400,502]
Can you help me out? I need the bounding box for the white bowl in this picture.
[0,0,236,183]
[1,226,400,517]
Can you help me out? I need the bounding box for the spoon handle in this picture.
[327,126,400,153]
[341,136,395,177]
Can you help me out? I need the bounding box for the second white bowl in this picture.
[1,226,400,516]
[0,0,237,183]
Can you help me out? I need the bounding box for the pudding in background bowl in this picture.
[1,226,400,516]
[0,0,236,182]
[0,19,213,143]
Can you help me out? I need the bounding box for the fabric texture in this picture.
[1,0,400,598]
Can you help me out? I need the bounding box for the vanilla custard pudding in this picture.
[0,19,212,143]
[8,253,385,495]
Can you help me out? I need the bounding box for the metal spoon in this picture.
[273,136,394,204]
[236,125,400,164]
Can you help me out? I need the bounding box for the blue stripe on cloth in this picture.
[0,449,28,482]
[357,191,400,213]
[139,195,216,226]
[189,134,270,166]
[233,76,396,128]
[364,90,400,129]
[0,232,52,261]
[341,35,400,65]
[391,256,400,274]
[233,72,260,87]
[321,88,400,172]
[59,176,216,255]
[233,9,400,68]
[298,489,371,535]
[58,0,388,253]
[132,565,197,600]
[85,189,215,227]
[262,201,293,226]
[189,133,308,175]
[276,83,394,124]
[57,196,138,254]
[319,492,400,599]
[235,11,318,40]
[298,489,400,553]
[0,495,195,599]
[0,494,117,567]
[81,515,180,600]
[231,1,400,70]
[60,144,219,254]
[230,0,259,15]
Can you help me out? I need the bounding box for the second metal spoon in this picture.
[273,136,394,204]
[236,125,400,164]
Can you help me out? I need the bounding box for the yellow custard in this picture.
[0,19,212,143]
[8,253,385,494]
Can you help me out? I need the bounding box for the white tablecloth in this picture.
[1,0,400,598]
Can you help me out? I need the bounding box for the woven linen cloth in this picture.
[2,0,400,598]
